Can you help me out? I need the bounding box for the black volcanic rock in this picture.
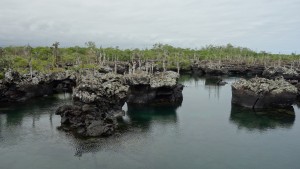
[56,71,184,137]
[232,77,297,109]
[124,71,183,105]
[0,70,76,102]
[262,66,300,80]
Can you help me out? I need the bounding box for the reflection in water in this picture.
[0,94,72,126]
[204,76,223,86]
[229,104,295,131]
[123,104,179,129]
[204,76,223,99]
[1,75,300,169]
[66,104,181,157]
[0,94,72,144]
[295,100,300,109]
[179,74,235,99]
[0,92,180,157]
[179,74,202,87]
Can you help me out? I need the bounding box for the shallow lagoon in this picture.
[1,75,300,169]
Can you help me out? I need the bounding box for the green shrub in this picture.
[13,56,28,69]
[0,72,4,79]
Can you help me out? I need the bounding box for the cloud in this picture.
[0,0,299,53]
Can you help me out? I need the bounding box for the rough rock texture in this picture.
[295,83,300,97]
[191,61,228,75]
[73,73,129,111]
[55,71,183,137]
[262,67,300,80]
[98,66,113,73]
[55,104,123,137]
[0,70,76,102]
[124,71,183,105]
[55,70,183,137]
[191,60,265,76]
[102,62,129,74]
[56,73,129,137]
[232,77,297,109]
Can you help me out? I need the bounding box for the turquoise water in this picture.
[1,75,300,169]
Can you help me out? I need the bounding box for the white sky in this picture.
[0,0,299,53]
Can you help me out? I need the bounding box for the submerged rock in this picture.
[232,77,297,109]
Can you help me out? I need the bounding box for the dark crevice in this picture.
[252,97,260,110]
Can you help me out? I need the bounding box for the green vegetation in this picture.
[0,43,299,77]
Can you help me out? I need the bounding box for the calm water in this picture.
[1,75,300,169]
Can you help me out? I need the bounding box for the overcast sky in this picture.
[0,0,299,53]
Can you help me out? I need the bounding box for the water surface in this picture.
[1,75,300,169]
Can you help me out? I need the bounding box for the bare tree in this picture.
[162,50,168,72]
[85,41,96,64]
[128,63,132,74]
[114,55,118,74]
[145,60,149,74]
[176,53,180,74]
[132,61,136,74]
[95,49,100,64]
[24,45,33,78]
[0,47,4,57]
[97,46,103,65]
[138,52,142,70]
[75,46,80,65]
[51,42,60,67]
[102,48,106,66]
[150,60,154,74]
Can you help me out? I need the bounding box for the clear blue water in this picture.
[1,75,300,169]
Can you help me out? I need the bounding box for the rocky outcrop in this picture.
[73,73,129,111]
[232,77,297,109]
[0,70,76,102]
[262,66,300,80]
[191,60,265,76]
[55,104,123,137]
[55,71,183,137]
[124,71,183,105]
[191,61,228,75]
[56,73,129,137]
